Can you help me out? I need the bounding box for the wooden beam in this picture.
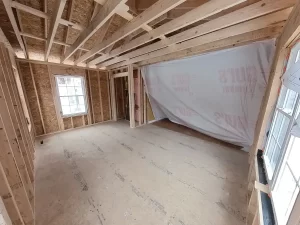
[112,72,129,78]
[109,72,117,121]
[93,0,246,66]
[100,0,295,68]
[1,0,27,57]
[250,0,300,162]
[108,8,292,68]
[62,0,127,62]
[45,0,67,60]
[128,65,135,128]
[77,0,188,64]
[138,26,283,66]
[11,1,84,31]
[98,71,104,122]
[278,0,300,48]
[19,32,90,51]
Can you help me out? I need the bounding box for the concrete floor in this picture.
[35,121,248,225]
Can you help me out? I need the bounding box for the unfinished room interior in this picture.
[1,0,300,224]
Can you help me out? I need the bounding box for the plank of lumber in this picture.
[19,32,90,51]
[249,0,300,162]
[11,1,84,31]
[138,26,284,66]
[108,8,292,68]
[76,0,188,64]
[45,0,67,60]
[62,0,127,62]
[1,0,27,57]
[99,0,296,68]
[278,0,300,49]
[128,65,135,128]
[92,0,247,66]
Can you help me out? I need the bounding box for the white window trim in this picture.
[263,42,300,225]
[55,75,89,118]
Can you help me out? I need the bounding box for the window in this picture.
[264,42,300,225]
[55,75,88,117]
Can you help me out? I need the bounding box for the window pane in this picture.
[278,115,290,147]
[74,86,83,95]
[60,97,69,106]
[57,77,66,86]
[58,87,68,96]
[287,136,300,180]
[74,77,82,86]
[67,87,75,96]
[278,87,298,115]
[66,77,74,86]
[274,166,299,225]
[77,104,86,112]
[78,96,85,105]
[70,105,85,113]
[273,112,284,140]
[69,96,77,106]
[62,105,71,115]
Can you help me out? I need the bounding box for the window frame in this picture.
[54,75,89,118]
[263,42,300,225]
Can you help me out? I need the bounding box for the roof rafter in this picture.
[62,0,128,62]
[108,8,292,69]
[99,0,295,68]
[92,0,247,66]
[138,26,284,66]
[10,1,84,31]
[1,0,27,57]
[76,0,188,64]
[45,0,67,60]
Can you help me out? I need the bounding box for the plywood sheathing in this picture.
[31,63,60,133]
[89,70,102,123]
[63,117,72,129]
[19,61,44,135]
[99,72,110,121]
[72,115,84,128]
[0,1,22,53]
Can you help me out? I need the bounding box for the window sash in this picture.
[55,75,88,117]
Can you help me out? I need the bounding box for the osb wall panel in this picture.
[100,72,111,121]
[19,62,44,136]
[72,116,84,128]
[18,62,111,137]
[31,64,59,134]
[89,70,102,123]
[63,117,72,130]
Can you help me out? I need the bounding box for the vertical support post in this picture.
[98,71,104,122]
[87,70,95,124]
[128,65,135,128]
[109,71,117,121]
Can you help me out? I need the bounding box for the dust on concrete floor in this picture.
[35,120,248,225]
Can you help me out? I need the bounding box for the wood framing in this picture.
[138,26,284,66]
[128,65,135,128]
[94,0,246,66]
[62,0,127,62]
[103,0,295,68]
[1,0,27,57]
[109,8,292,68]
[77,0,188,64]
[109,71,117,121]
[45,0,67,60]
[250,0,300,160]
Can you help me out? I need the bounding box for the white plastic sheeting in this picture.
[142,40,276,147]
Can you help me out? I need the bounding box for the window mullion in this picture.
[271,96,300,190]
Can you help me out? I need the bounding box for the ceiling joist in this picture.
[45,0,67,60]
[138,26,284,66]
[93,0,247,66]
[76,0,188,64]
[62,0,128,62]
[99,0,295,68]
[108,8,292,69]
